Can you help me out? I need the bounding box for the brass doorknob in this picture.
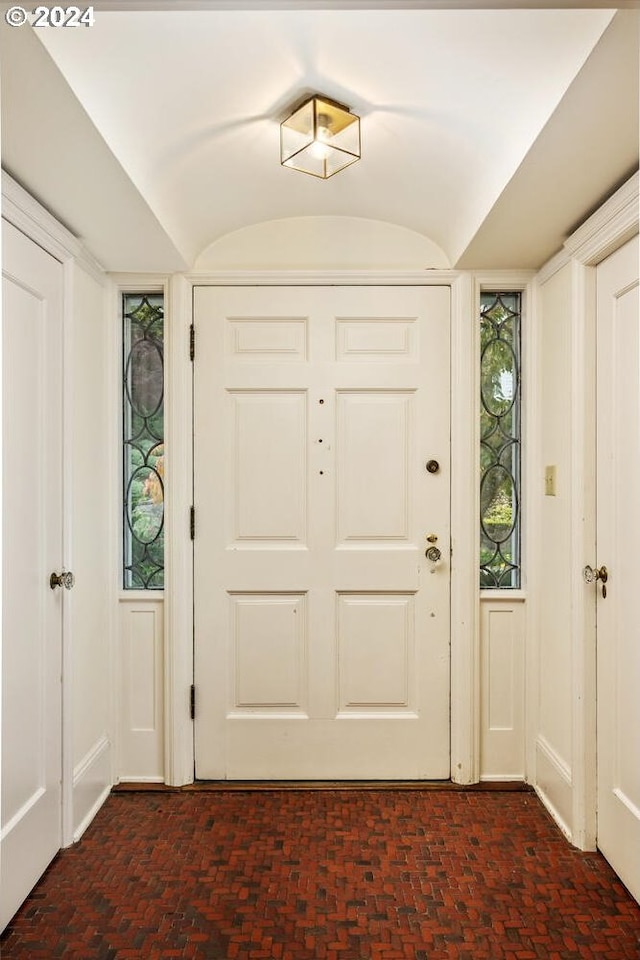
[50,571,75,590]
[583,564,608,598]
[425,546,442,562]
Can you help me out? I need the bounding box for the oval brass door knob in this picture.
[426,460,440,474]
[50,571,75,590]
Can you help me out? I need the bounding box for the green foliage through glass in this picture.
[123,294,164,589]
[480,292,521,588]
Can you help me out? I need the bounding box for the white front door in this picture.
[1,220,64,930]
[194,285,450,780]
[595,234,640,902]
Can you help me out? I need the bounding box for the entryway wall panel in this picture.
[118,597,165,782]
[532,256,596,845]
[535,264,575,778]
[479,597,525,780]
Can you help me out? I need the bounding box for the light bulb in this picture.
[309,113,332,159]
[310,139,331,160]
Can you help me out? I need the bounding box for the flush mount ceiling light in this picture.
[280,95,361,179]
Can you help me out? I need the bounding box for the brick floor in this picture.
[1,789,639,959]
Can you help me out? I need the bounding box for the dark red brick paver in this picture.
[1,789,639,959]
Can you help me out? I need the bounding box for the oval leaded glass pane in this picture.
[480,292,521,589]
[126,465,164,545]
[127,338,164,419]
[481,464,517,544]
[123,294,165,590]
[481,339,518,418]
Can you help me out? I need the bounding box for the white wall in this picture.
[68,261,115,840]
[195,217,449,271]
[532,263,584,834]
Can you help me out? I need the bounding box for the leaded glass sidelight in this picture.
[123,294,164,589]
[480,292,521,588]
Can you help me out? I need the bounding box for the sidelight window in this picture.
[123,293,165,589]
[480,292,521,588]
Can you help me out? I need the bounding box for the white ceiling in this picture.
[2,3,638,271]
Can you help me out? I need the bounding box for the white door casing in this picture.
[595,234,640,902]
[193,285,451,780]
[1,220,64,930]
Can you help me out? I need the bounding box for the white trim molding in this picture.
[537,170,639,283]
[564,171,639,266]
[2,172,105,281]
[164,274,195,785]
[568,259,597,851]
[185,269,459,287]
[449,273,479,784]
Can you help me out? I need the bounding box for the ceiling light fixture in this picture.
[280,95,361,179]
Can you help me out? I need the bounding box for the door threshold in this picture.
[114,780,531,793]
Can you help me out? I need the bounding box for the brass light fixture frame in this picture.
[280,95,361,180]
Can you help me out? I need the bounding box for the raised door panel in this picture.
[335,318,418,362]
[336,391,413,545]
[337,593,416,714]
[229,592,308,714]
[227,390,307,547]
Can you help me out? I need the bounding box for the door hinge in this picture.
[190,684,196,721]
[190,505,196,540]
[189,324,195,361]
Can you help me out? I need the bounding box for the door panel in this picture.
[596,234,640,902]
[227,389,307,545]
[336,391,412,542]
[1,220,64,930]
[194,286,450,780]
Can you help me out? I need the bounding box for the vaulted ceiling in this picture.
[1,2,638,271]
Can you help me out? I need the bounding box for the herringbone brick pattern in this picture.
[1,789,639,959]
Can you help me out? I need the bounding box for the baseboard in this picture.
[73,736,112,842]
[534,736,573,840]
[117,776,165,784]
[480,774,526,783]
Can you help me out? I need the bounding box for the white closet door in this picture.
[596,234,640,903]
[1,220,64,930]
